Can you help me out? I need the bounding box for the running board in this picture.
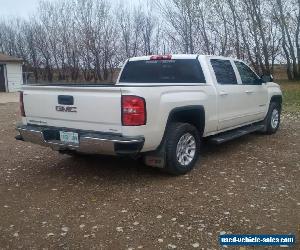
[208,124,265,144]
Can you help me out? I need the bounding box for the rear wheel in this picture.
[264,102,281,134]
[164,122,201,175]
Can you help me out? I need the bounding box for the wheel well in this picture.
[270,95,282,109]
[167,106,205,136]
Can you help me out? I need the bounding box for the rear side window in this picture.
[119,59,206,83]
[235,61,261,85]
[211,59,237,84]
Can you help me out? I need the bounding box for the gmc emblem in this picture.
[56,106,77,113]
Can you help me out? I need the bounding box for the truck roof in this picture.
[128,54,238,61]
[129,54,197,61]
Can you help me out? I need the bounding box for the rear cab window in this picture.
[119,59,206,84]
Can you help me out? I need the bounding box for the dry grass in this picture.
[278,80,300,114]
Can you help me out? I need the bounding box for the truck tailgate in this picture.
[22,85,122,133]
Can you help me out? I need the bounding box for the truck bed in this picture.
[25,82,115,87]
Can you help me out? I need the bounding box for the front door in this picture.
[0,65,6,92]
[233,61,268,122]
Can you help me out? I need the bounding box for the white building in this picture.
[0,53,24,93]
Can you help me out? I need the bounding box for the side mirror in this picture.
[261,74,273,83]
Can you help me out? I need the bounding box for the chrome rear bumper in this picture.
[16,125,144,155]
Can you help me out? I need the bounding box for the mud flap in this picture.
[144,141,166,169]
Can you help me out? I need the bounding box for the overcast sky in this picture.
[0,0,143,19]
[0,0,43,18]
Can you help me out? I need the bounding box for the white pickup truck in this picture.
[16,54,282,175]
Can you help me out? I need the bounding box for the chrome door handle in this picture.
[245,90,254,94]
[220,91,228,96]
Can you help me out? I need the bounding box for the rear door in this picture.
[233,61,268,122]
[210,58,247,130]
[23,86,122,133]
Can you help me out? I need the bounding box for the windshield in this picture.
[119,59,206,83]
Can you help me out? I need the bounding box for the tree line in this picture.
[0,0,299,82]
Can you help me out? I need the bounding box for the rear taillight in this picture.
[122,95,146,126]
[20,91,26,117]
[150,54,172,60]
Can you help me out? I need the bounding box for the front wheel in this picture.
[264,102,281,134]
[164,122,201,175]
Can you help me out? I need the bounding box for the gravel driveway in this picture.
[0,103,299,249]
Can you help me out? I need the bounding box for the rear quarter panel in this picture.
[120,85,218,152]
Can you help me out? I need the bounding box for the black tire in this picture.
[164,122,201,175]
[264,102,281,134]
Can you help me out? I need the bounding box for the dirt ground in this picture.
[0,102,299,249]
[0,93,18,104]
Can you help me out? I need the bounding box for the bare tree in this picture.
[0,0,298,82]
[273,0,300,79]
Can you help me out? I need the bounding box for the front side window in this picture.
[235,61,261,85]
[211,59,237,85]
[119,59,206,84]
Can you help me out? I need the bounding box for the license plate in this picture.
[59,131,79,144]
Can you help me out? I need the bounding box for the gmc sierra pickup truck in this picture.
[16,54,282,175]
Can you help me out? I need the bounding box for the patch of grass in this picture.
[278,80,300,114]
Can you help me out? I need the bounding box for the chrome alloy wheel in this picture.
[271,109,279,129]
[176,133,196,166]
